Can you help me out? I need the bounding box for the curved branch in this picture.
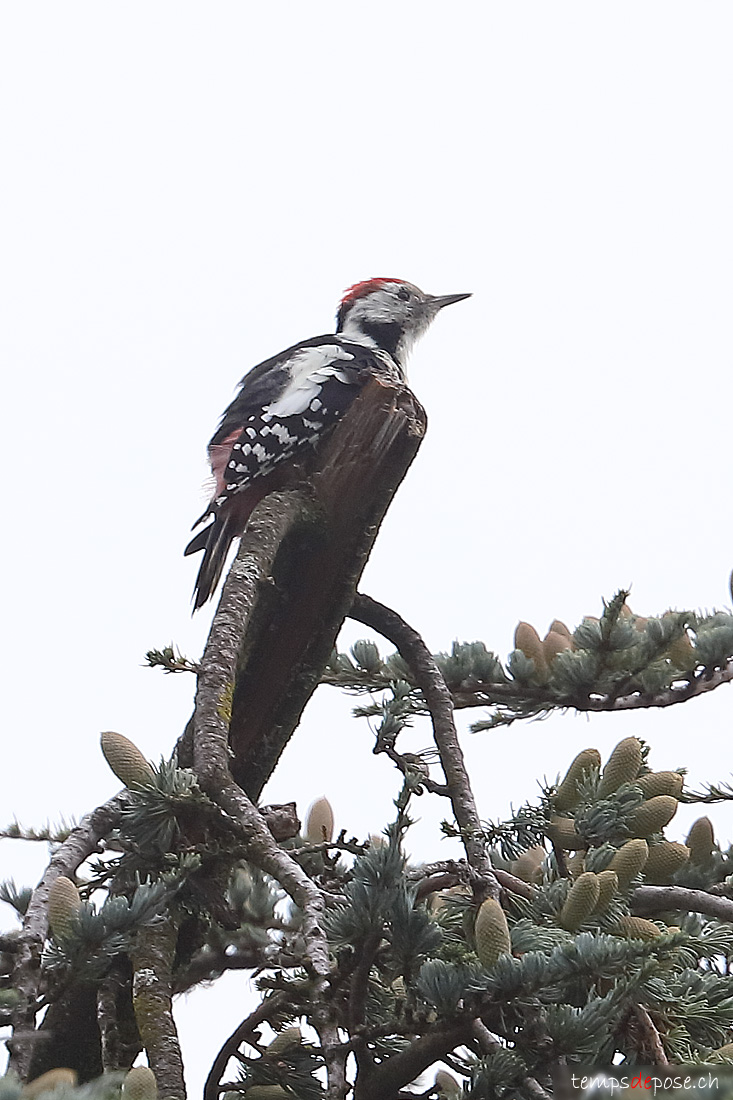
[349,594,498,900]
[352,1023,470,1100]
[204,993,287,1100]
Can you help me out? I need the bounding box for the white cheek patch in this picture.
[267,345,355,417]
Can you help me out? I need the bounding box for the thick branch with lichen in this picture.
[130,920,185,1099]
[191,506,348,1099]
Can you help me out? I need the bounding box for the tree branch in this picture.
[632,884,733,922]
[629,1003,668,1065]
[352,1023,469,1100]
[349,594,498,900]
[192,524,347,1100]
[223,379,427,797]
[450,662,733,715]
[7,794,126,1080]
[204,993,287,1100]
[130,919,186,1098]
[471,1019,552,1100]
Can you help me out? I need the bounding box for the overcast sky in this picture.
[2,2,733,1092]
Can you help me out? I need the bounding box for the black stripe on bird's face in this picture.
[358,321,403,359]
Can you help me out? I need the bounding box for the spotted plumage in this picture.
[186,278,470,608]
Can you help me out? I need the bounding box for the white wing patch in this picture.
[266,345,355,417]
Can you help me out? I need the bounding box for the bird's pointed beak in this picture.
[428,291,472,310]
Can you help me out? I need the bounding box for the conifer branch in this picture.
[632,885,733,922]
[471,1019,552,1100]
[204,993,287,1100]
[493,867,539,901]
[7,794,126,1079]
[350,594,499,901]
[453,661,733,715]
[352,1023,470,1100]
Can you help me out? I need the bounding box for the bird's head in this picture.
[336,278,471,365]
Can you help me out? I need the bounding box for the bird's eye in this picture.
[396,286,411,301]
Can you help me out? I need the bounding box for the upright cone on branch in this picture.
[554,748,602,811]
[686,816,715,864]
[100,730,155,789]
[615,915,662,941]
[711,1042,733,1062]
[629,795,678,837]
[47,876,81,940]
[597,737,643,797]
[559,872,600,931]
[514,621,549,683]
[566,852,586,879]
[547,815,585,851]
[548,618,572,640]
[643,841,690,884]
[544,630,573,664]
[594,869,619,913]
[636,771,684,799]
[667,631,697,672]
[435,1069,462,1097]
[267,1027,303,1055]
[511,845,546,883]
[304,796,335,844]
[609,839,649,888]
[122,1067,158,1100]
[474,898,511,966]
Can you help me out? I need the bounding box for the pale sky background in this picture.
[2,2,733,1093]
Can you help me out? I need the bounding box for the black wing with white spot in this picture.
[208,335,382,508]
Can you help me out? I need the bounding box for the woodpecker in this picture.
[186,278,471,608]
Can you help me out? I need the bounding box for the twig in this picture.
[204,993,287,1100]
[471,1019,551,1100]
[632,884,733,922]
[350,594,499,900]
[174,944,264,995]
[379,744,449,796]
[493,868,538,902]
[415,872,462,900]
[630,1003,669,1065]
[7,794,126,1079]
[290,835,370,858]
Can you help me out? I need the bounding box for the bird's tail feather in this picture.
[187,514,239,610]
[185,480,278,609]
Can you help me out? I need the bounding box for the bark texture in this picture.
[220,378,427,796]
